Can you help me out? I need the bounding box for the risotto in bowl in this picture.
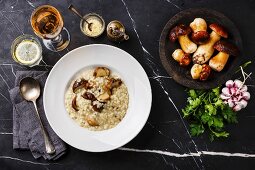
[43,44,152,152]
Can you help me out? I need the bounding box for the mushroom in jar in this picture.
[193,23,228,64]
[209,40,239,72]
[169,24,197,53]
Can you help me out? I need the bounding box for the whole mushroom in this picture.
[209,40,239,72]
[169,24,197,54]
[190,64,202,79]
[190,63,211,80]
[193,23,228,64]
[190,18,210,44]
[172,49,192,66]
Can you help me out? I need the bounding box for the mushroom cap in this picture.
[214,40,240,56]
[190,18,207,32]
[209,23,228,38]
[191,31,210,44]
[169,24,192,42]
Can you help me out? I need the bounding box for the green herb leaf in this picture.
[182,88,238,141]
[190,124,205,136]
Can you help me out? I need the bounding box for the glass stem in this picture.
[52,34,63,44]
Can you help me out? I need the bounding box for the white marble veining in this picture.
[0,132,13,135]
[119,147,255,158]
[164,0,182,10]
[0,155,61,166]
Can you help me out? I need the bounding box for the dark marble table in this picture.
[1,0,255,169]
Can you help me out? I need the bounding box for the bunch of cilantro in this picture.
[182,87,237,141]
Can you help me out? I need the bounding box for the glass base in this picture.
[43,27,70,52]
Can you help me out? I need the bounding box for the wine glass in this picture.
[30,5,70,52]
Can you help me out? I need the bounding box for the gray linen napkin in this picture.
[9,71,66,160]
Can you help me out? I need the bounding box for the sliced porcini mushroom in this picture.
[105,78,122,89]
[190,18,209,44]
[82,92,96,101]
[209,40,239,72]
[86,115,99,126]
[191,64,202,79]
[82,92,105,112]
[193,23,228,64]
[169,24,197,53]
[93,67,110,77]
[110,78,122,88]
[200,64,211,81]
[172,49,191,66]
[72,95,79,111]
[73,78,91,93]
[98,91,111,102]
[92,100,105,112]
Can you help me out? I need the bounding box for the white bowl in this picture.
[43,44,152,152]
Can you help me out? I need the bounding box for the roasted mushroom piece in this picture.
[193,23,228,64]
[190,18,210,44]
[73,78,92,93]
[82,92,105,112]
[107,78,122,89]
[82,92,96,101]
[98,91,111,102]
[172,49,191,66]
[93,67,110,77]
[72,95,79,111]
[86,115,99,126]
[169,24,197,53]
[209,40,239,72]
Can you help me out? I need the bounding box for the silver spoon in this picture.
[19,77,55,154]
[68,4,93,31]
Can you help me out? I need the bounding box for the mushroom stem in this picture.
[209,52,229,72]
[192,31,221,64]
[178,34,197,54]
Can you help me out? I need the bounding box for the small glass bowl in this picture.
[80,13,105,38]
[11,34,42,67]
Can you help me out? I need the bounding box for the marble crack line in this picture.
[164,0,182,10]
[25,0,35,8]
[0,11,24,35]
[0,66,12,82]
[0,73,10,90]
[10,64,17,78]
[154,77,204,169]
[147,122,182,150]
[0,156,62,166]
[121,0,153,58]
[119,147,255,158]
[0,92,11,103]
[0,132,13,135]
[149,75,172,80]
